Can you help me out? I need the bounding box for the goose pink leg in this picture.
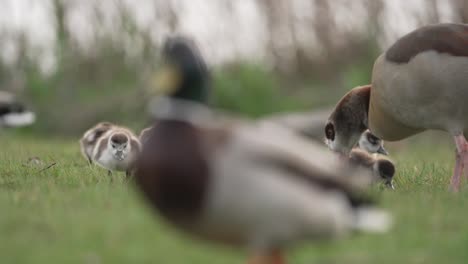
[450,135,468,192]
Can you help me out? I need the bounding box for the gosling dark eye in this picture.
[325,123,335,141]
[366,133,379,145]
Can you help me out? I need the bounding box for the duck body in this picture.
[259,108,332,140]
[136,106,390,253]
[136,36,391,263]
[200,125,376,248]
[370,23,468,140]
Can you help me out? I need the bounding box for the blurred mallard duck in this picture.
[135,36,391,264]
[0,91,35,128]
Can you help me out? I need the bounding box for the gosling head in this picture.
[109,133,129,161]
[359,130,388,155]
[374,159,395,189]
[349,148,395,189]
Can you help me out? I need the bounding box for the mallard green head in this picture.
[151,36,210,103]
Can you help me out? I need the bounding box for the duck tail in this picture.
[352,206,393,233]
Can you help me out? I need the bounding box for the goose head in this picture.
[325,85,371,154]
[374,159,395,189]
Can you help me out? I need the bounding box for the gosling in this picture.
[92,126,140,177]
[349,148,395,189]
[80,122,114,164]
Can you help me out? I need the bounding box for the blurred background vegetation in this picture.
[1,0,467,136]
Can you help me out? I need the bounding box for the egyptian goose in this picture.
[325,23,468,191]
[134,36,392,264]
[0,91,35,127]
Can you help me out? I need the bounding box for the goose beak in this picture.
[377,146,389,156]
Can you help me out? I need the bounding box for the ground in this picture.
[1,132,468,264]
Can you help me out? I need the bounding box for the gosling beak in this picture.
[115,151,125,161]
[377,146,389,155]
[385,180,395,190]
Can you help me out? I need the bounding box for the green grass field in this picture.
[1,132,468,264]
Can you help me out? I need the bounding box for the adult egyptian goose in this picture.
[325,23,468,191]
[134,36,392,264]
[0,91,35,128]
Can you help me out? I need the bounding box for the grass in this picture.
[1,132,468,264]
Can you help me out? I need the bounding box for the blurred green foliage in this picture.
[212,64,303,117]
[6,59,376,137]
[0,1,381,137]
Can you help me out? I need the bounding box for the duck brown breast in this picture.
[386,23,468,64]
[135,120,211,221]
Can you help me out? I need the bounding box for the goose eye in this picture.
[325,123,335,141]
